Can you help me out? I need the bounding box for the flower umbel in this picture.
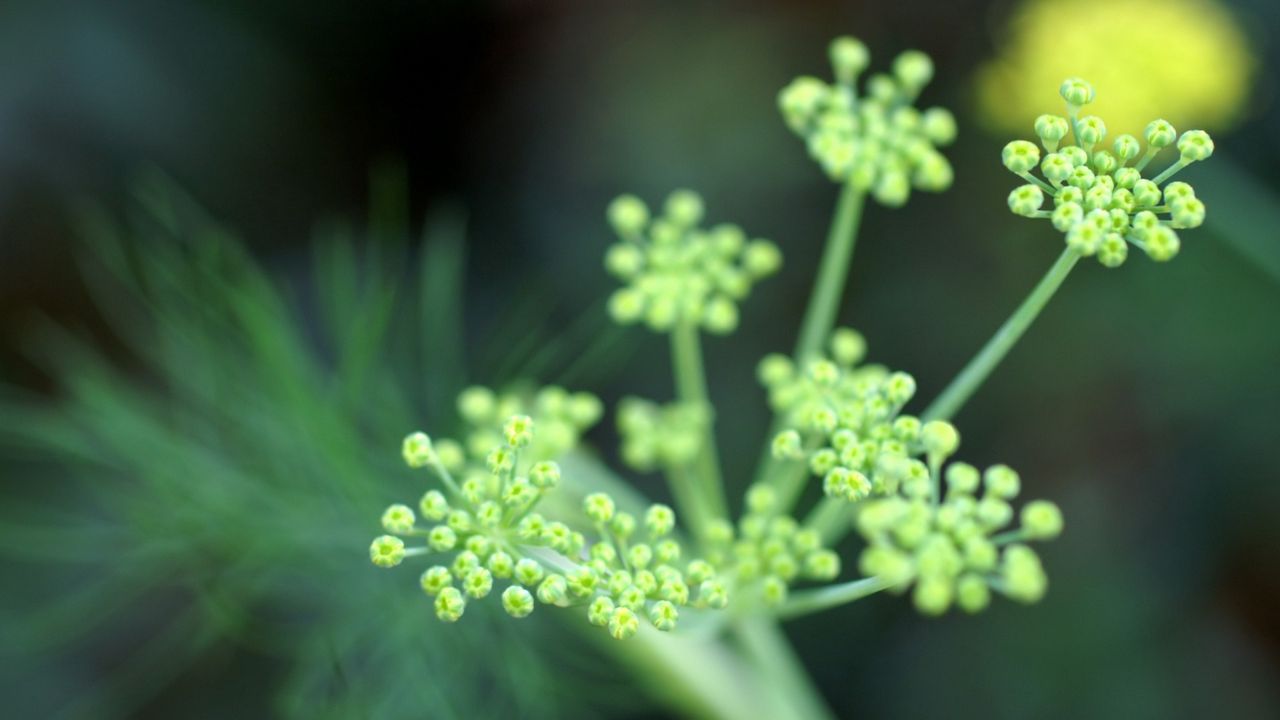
[778,36,956,205]
[1002,77,1215,266]
[604,190,782,334]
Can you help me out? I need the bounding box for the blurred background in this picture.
[2,0,1278,718]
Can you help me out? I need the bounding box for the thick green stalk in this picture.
[671,322,729,522]
[922,247,1081,422]
[794,182,867,361]
[776,576,893,620]
[734,618,835,720]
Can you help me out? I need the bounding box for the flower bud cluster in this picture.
[700,484,843,608]
[452,385,603,466]
[1002,77,1215,267]
[759,328,931,502]
[778,36,956,206]
[616,397,710,472]
[605,190,782,334]
[857,461,1062,616]
[374,414,726,637]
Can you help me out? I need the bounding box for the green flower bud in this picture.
[699,579,729,609]
[1090,150,1117,175]
[1144,119,1177,149]
[1034,114,1070,150]
[804,549,841,580]
[497,585,532,618]
[1058,77,1095,107]
[427,525,457,552]
[893,50,933,89]
[746,484,778,515]
[584,493,616,524]
[743,239,783,278]
[486,551,514,578]
[874,168,911,207]
[381,504,415,534]
[434,587,466,622]
[608,194,650,235]
[984,465,1021,498]
[1066,222,1104,256]
[1113,134,1140,163]
[514,558,545,586]
[829,36,870,82]
[502,414,534,449]
[475,501,502,529]
[486,446,515,475]
[778,76,828,130]
[1007,184,1044,217]
[515,513,545,541]
[1171,198,1206,229]
[1040,153,1071,183]
[664,189,704,227]
[1051,202,1083,233]
[922,107,957,145]
[913,575,953,615]
[1143,226,1181,261]
[1001,545,1047,603]
[1002,140,1041,174]
[457,386,495,423]
[537,574,568,605]
[1021,500,1064,540]
[605,243,645,278]
[588,595,615,627]
[451,550,480,576]
[1177,130,1214,161]
[611,511,637,540]
[648,600,680,632]
[956,574,990,613]
[920,420,960,459]
[645,504,676,537]
[418,490,449,521]
[758,353,794,386]
[1098,233,1128,268]
[608,606,640,640]
[463,567,494,599]
[420,565,452,595]
[608,288,645,325]
[1132,179,1161,208]
[703,295,739,335]
[761,575,788,607]
[402,431,435,468]
[628,543,654,569]
[1075,116,1106,147]
[772,430,804,460]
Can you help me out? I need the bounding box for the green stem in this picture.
[803,496,850,545]
[671,322,728,522]
[734,618,835,720]
[776,576,893,620]
[793,182,867,362]
[922,247,1082,422]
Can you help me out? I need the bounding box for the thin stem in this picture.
[733,618,835,720]
[1151,159,1189,186]
[793,182,867,361]
[671,322,728,522]
[804,496,850,545]
[922,247,1082,422]
[776,576,894,620]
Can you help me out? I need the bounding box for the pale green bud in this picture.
[381,504,415,534]
[514,558,545,586]
[1171,198,1206,229]
[1021,500,1064,540]
[457,386,495,423]
[1113,134,1140,162]
[475,501,502,529]
[584,492,616,524]
[502,414,534,449]
[645,504,676,537]
[920,420,960,459]
[772,430,804,460]
[648,600,679,632]
[402,432,435,468]
[418,490,449,521]
[609,606,640,640]
[608,287,645,325]
[628,543,654,569]
[805,549,841,580]
[434,587,466,622]
[703,296,739,335]
[1144,119,1177,148]
[1041,153,1072,183]
[664,189,704,227]
[420,565,452,595]
[1144,226,1181,261]
[1090,150,1117,175]
[1059,77,1095,106]
[744,239,783,278]
[984,464,1021,498]
[1034,114,1070,149]
[463,567,494,599]
[699,579,729,609]
[1076,115,1106,146]
[428,525,458,552]
[588,595,615,627]
[829,36,869,82]
[611,511,637,540]
[486,551,514,578]
[497,585,532,618]
[1132,179,1161,207]
[451,550,480,577]
[761,575,788,607]
[1098,233,1129,268]
[956,574,990,613]
[608,194,650,235]
[893,50,933,89]
[1177,130,1214,162]
[369,535,406,568]
[1066,222,1103,256]
[1007,185,1044,217]
[537,574,568,605]
[528,461,560,490]
[1002,140,1041,174]
[605,243,645,278]
[1051,202,1083,233]
[1002,545,1047,603]
[913,575,953,615]
[874,168,911,207]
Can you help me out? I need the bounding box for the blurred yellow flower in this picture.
[976,0,1254,137]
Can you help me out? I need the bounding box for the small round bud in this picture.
[1021,500,1064,540]
[873,168,911,207]
[608,606,640,640]
[1058,77,1095,106]
[1143,226,1181,262]
[1050,202,1083,233]
[1007,185,1044,217]
[487,551,514,578]
[503,415,534,448]
[536,574,568,605]
[451,550,480,576]
[921,107,957,145]
[956,574,990,613]
[514,558,545,587]
[945,462,980,495]
[1066,221,1104,256]
[605,243,645,278]
[628,543,654,569]
[608,194,649,235]
[829,36,869,82]
[1132,179,1161,208]
[746,484,778,514]
[420,565,452,595]
[588,596,615,627]
[644,505,676,538]
[418,490,449,521]
[1001,140,1041,174]
[1144,119,1177,149]
[1001,545,1047,603]
[369,535,406,568]
[804,549,841,580]
[462,567,494,599]
[1034,114,1070,149]
[913,575,953,615]
[457,386,495,423]
[1098,233,1129,268]
[1177,130,1214,162]
[584,493,616,524]
[761,575,789,607]
[664,189,704,227]
[500,585,534,618]
[699,579,729,609]
[1075,115,1106,146]
[893,50,934,89]
[743,239,783,278]
[984,465,1021,499]
[920,420,960,459]
[528,461,561,490]
[648,600,679,632]
[381,504,415,534]
[1040,153,1072,184]
[1090,150,1117,175]
[608,288,645,325]
[611,511,637,539]
[771,430,804,460]
[1112,134,1140,163]
[703,296,739,335]
[434,587,466,622]
[884,372,917,405]
[829,327,867,366]
[1171,198,1206,229]
[402,432,434,468]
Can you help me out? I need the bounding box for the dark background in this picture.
[2,0,1278,718]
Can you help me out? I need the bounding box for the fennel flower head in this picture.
[976,0,1254,138]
